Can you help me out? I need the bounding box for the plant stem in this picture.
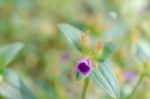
[81,78,89,99]
[126,70,145,99]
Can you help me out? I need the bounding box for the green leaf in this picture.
[89,61,120,99]
[58,23,82,52]
[76,72,84,80]
[99,42,117,61]
[0,43,24,68]
[3,69,36,99]
[19,78,36,99]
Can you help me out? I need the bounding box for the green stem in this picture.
[126,70,145,99]
[81,78,89,99]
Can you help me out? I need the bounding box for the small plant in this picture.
[58,24,120,99]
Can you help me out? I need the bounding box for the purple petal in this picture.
[123,71,134,82]
[78,63,90,73]
[76,58,92,77]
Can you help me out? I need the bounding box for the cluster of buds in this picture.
[76,32,105,79]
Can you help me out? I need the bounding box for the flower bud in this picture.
[95,41,104,59]
[80,31,90,50]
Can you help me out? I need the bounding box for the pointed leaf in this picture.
[19,78,36,99]
[58,23,82,52]
[89,61,120,99]
[0,43,24,68]
[3,69,36,99]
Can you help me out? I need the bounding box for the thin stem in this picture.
[126,70,145,99]
[81,78,89,99]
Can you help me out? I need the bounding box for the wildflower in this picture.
[123,71,134,82]
[76,58,92,77]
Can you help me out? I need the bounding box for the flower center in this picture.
[78,63,90,73]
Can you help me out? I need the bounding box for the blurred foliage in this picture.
[0,0,150,99]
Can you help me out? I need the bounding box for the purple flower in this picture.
[60,53,70,61]
[76,58,92,77]
[123,71,134,82]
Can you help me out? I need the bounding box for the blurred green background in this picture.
[0,0,150,99]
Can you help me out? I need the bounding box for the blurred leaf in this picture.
[135,39,150,63]
[0,43,24,68]
[36,81,57,99]
[0,82,23,99]
[89,61,120,99]
[2,69,36,99]
[19,78,36,99]
[58,23,82,52]
[99,42,117,61]
[76,72,84,80]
